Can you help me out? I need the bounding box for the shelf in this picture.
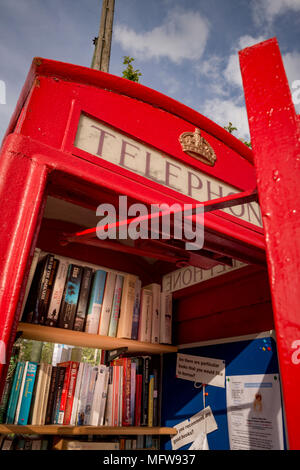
[0,425,177,436]
[18,323,178,354]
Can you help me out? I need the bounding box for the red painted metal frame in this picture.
[240,37,300,449]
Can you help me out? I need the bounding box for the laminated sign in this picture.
[176,353,225,388]
[171,406,217,450]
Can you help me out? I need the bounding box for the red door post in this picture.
[240,38,300,449]
[0,137,49,398]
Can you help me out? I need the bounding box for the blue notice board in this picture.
[161,332,286,450]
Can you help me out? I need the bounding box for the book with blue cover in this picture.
[85,270,107,334]
[6,362,25,424]
[17,362,38,425]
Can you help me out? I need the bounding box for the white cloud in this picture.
[114,9,210,64]
[224,35,266,88]
[252,0,300,25]
[201,98,250,140]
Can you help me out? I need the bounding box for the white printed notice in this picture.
[226,374,284,450]
[176,353,225,388]
[171,406,218,450]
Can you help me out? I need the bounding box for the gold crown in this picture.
[179,128,217,166]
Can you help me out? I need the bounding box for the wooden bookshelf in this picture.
[17,322,178,354]
[0,424,177,436]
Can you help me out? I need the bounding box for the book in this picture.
[39,257,59,324]
[17,362,38,425]
[104,366,113,426]
[52,366,66,424]
[138,288,153,343]
[39,363,53,425]
[0,344,20,423]
[45,256,69,327]
[111,365,120,427]
[53,440,120,450]
[73,267,93,331]
[90,365,107,425]
[160,292,172,344]
[141,356,151,426]
[148,374,154,427]
[130,360,137,425]
[23,254,54,324]
[45,366,59,424]
[98,271,116,336]
[108,274,124,337]
[145,283,161,344]
[85,270,107,334]
[58,265,83,330]
[113,357,131,426]
[117,274,138,339]
[14,361,29,424]
[98,367,110,426]
[6,361,25,424]
[19,248,41,321]
[56,361,79,424]
[70,362,84,425]
[83,366,98,425]
[131,279,142,340]
[30,362,48,425]
[36,254,55,324]
[63,361,80,425]
[133,358,143,426]
[77,363,92,425]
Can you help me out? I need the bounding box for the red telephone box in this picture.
[0,37,299,449]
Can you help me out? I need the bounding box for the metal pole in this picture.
[91,0,115,72]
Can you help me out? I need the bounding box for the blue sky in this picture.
[0,0,299,143]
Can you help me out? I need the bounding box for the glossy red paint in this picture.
[240,37,300,449]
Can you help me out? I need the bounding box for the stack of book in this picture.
[1,355,160,428]
[21,250,173,344]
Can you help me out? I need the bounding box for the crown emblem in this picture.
[179,128,217,166]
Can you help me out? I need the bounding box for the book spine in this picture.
[141,357,150,426]
[131,280,141,340]
[45,366,59,425]
[17,362,38,425]
[58,265,83,330]
[104,366,113,426]
[112,366,119,427]
[0,344,20,423]
[108,274,124,337]
[90,365,107,426]
[134,373,142,426]
[40,258,59,325]
[150,284,161,344]
[83,366,98,425]
[30,363,45,425]
[148,374,154,427]
[117,275,138,339]
[5,362,25,424]
[85,270,107,334]
[98,272,116,336]
[123,358,132,426]
[160,292,173,344]
[73,267,93,331]
[39,364,53,425]
[153,367,159,427]
[70,362,84,425]
[19,248,41,321]
[23,255,48,324]
[98,367,110,426]
[57,362,72,424]
[76,364,91,425]
[52,367,66,424]
[14,362,29,424]
[63,362,79,425]
[138,289,153,343]
[37,255,55,324]
[130,361,137,425]
[45,258,69,327]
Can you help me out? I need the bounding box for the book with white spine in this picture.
[98,271,116,336]
[117,274,138,339]
[90,365,107,426]
[144,283,161,344]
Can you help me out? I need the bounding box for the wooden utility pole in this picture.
[91,0,115,72]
